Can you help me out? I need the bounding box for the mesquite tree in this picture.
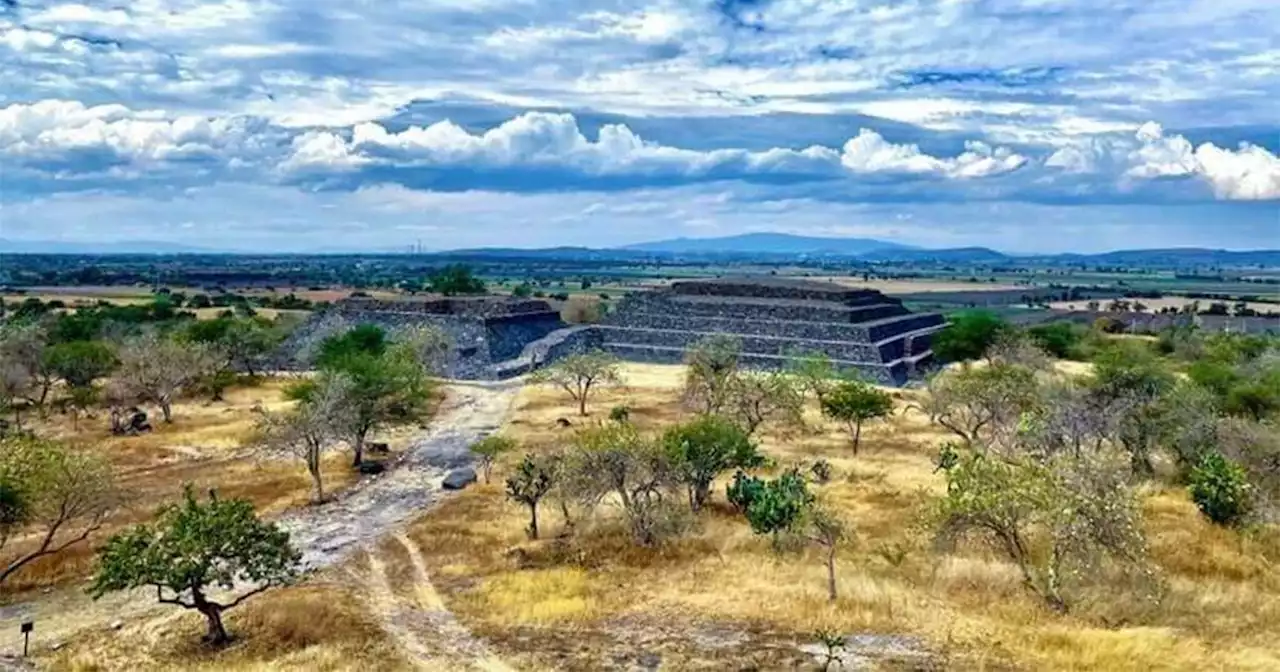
[257,375,355,503]
[114,332,219,422]
[662,415,763,511]
[820,379,894,454]
[506,454,557,539]
[0,437,115,585]
[472,435,517,484]
[90,486,301,645]
[529,350,622,416]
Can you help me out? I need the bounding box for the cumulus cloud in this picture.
[0,99,267,172]
[282,111,1025,182]
[1047,121,1280,200]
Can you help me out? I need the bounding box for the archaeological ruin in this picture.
[594,277,945,385]
[285,277,946,385]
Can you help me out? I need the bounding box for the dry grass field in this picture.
[0,380,398,598]
[396,363,1280,671]
[15,363,1280,671]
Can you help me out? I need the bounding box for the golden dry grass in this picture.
[40,578,412,672]
[399,363,1280,671]
[0,380,416,596]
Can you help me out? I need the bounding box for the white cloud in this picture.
[1048,121,1280,200]
[282,111,1026,180]
[0,99,261,168]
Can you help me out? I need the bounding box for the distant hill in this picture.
[620,233,915,256]
[858,247,1009,263]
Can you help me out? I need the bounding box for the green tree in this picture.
[1188,452,1254,527]
[471,435,517,484]
[662,415,763,511]
[932,449,1154,612]
[511,282,534,298]
[506,454,557,539]
[528,350,622,416]
[90,486,300,644]
[933,311,1009,363]
[683,335,742,414]
[785,350,838,403]
[727,370,805,436]
[258,375,355,503]
[561,423,683,546]
[427,265,486,295]
[315,324,387,369]
[0,437,115,584]
[301,337,433,467]
[820,379,894,454]
[1026,322,1085,360]
[1090,342,1176,477]
[42,340,118,389]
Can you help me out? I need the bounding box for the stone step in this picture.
[616,294,910,324]
[605,309,943,343]
[601,342,916,386]
[596,325,883,361]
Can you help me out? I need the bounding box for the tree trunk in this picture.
[351,431,366,468]
[852,420,862,455]
[825,543,838,602]
[691,481,710,512]
[201,606,229,644]
[528,502,540,540]
[578,392,588,416]
[161,399,173,423]
[308,449,324,503]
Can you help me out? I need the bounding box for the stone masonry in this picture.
[594,277,945,385]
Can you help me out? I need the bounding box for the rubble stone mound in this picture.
[595,277,945,385]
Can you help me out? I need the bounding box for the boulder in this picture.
[367,442,391,455]
[442,467,477,490]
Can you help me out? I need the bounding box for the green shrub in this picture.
[1188,452,1254,527]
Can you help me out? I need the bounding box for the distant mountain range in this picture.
[621,233,916,256]
[4,235,1279,267]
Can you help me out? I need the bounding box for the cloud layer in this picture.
[1,0,1278,250]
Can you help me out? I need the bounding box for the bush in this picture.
[609,405,631,423]
[1188,452,1254,527]
[1026,322,1085,359]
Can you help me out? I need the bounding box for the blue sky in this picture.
[0,0,1277,253]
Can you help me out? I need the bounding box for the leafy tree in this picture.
[820,379,894,454]
[932,310,1009,363]
[114,332,220,422]
[662,415,763,511]
[1026,322,1085,360]
[471,435,517,484]
[0,437,115,584]
[42,340,118,389]
[302,337,433,467]
[786,350,839,403]
[917,363,1041,452]
[506,454,557,539]
[561,423,683,546]
[315,324,387,369]
[90,486,301,644]
[511,283,534,298]
[528,350,622,416]
[185,316,281,378]
[428,265,486,295]
[932,448,1155,612]
[727,370,805,436]
[1188,452,1254,527]
[1090,342,1176,476]
[258,375,355,503]
[683,335,742,414]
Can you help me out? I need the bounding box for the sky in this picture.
[0,0,1278,253]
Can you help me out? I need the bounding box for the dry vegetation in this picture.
[395,363,1280,671]
[11,361,1280,671]
[1050,297,1280,314]
[811,277,1031,293]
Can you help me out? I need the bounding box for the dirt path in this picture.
[354,534,516,671]
[0,380,521,660]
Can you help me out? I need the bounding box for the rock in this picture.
[636,651,662,671]
[442,467,477,490]
[357,461,386,475]
[555,417,572,428]
[109,619,123,631]
[367,442,390,455]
